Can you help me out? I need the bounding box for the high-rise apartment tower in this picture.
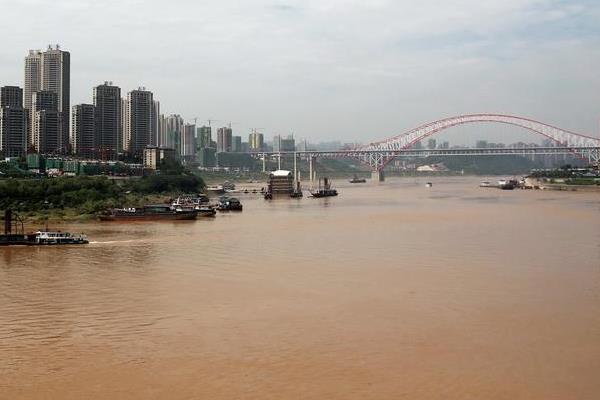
[93,82,121,160]
[124,88,153,156]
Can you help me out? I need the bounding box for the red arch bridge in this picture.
[253,114,600,181]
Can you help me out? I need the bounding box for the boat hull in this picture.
[197,209,217,217]
[217,206,243,211]
[0,234,88,246]
[99,211,198,221]
[310,190,338,198]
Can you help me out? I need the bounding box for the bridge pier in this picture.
[372,170,385,182]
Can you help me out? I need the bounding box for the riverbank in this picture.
[524,177,600,192]
[0,194,173,224]
[0,174,204,224]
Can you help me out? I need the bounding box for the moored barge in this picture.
[99,204,198,221]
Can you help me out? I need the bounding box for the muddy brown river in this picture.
[1,176,599,399]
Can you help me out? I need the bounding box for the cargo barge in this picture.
[99,204,198,221]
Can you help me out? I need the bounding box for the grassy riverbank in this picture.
[0,174,205,223]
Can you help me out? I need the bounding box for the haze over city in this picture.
[1,0,599,144]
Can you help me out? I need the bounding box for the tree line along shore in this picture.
[0,174,205,222]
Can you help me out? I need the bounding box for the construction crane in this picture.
[191,118,221,127]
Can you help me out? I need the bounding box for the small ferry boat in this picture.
[349,175,367,183]
[497,179,517,190]
[34,231,89,245]
[310,177,338,198]
[217,196,243,211]
[0,230,89,246]
[348,175,367,183]
[99,204,198,221]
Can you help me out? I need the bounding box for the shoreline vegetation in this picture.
[0,174,205,224]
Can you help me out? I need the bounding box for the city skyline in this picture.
[0,0,599,145]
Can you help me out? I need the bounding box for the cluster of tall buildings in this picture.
[1,44,299,166]
[0,45,200,162]
[213,127,265,154]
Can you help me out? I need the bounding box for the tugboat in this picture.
[217,196,243,211]
[310,177,338,198]
[349,175,367,183]
[99,204,198,221]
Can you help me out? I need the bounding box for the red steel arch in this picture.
[358,114,600,170]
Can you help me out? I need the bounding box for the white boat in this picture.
[206,185,225,194]
[171,195,216,217]
[34,231,88,245]
[480,181,492,187]
[425,182,433,188]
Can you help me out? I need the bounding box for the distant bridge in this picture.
[254,114,600,181]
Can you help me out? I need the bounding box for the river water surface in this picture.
[1,176,599,399]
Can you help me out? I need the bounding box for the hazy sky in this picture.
[1,0,599,144]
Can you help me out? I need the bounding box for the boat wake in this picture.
[88,239,148,245]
